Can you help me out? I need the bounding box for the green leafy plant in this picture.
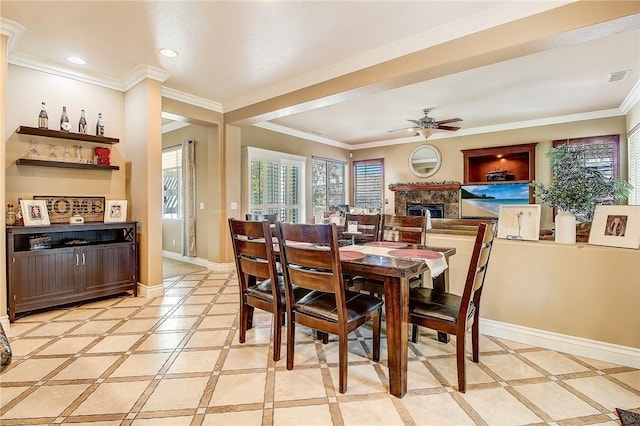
[531,145,632,222]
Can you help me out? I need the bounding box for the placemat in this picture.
[339,250,366,261]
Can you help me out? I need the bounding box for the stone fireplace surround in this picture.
[390,183,461,219]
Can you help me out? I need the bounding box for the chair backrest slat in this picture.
[345,213,381,242]
[459,222,496,319]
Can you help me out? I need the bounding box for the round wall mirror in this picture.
[408,144,442,178]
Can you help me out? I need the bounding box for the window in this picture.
[553,135,620,180]
[312,157,346,216]
[162,147,182,219]
[629,126,640,205]
[353,159,384,210]
[246,147,305,223]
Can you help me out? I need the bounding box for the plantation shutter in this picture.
[553,135,619,179]
[353,159,383,209]
[629,127,640,205]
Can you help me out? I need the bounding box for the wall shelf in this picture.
[16,125,119,144]
[16,158,119,171]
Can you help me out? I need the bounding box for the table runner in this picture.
[339,244,448,277]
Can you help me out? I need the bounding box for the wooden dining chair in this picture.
[245,213,278,224]
[381,214,427,244]
[409,221,496,392]
[344,213,381,244]
[277,222,384,394]
[351,214,428,295]
[228,218,287,361]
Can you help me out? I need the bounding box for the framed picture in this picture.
[20,199,51,226]
[460,182,532,219]
[104,200,127,223]
[497,204,541,241]
[588,205,640,249]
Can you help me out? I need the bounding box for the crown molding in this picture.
[620,79,640,114]
[161,87,223,113]
[121,65,170,91]
[0,18,25,52]
[161,120,190,134]
[257,108,626,151]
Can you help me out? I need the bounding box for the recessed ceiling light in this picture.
[67,56,86,65]
[159,48,179,58]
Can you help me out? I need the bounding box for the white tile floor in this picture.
[1,269,639,425]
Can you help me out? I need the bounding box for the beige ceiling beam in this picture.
[224,1,640,126]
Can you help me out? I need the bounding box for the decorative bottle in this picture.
[60,106,71,131]
[96,113,104,136]
[78,109,87,134]
[38,102,48,129]
[6,204,16,226]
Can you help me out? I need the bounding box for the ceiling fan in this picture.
[388,108,462,138]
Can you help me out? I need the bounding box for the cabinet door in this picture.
[10,248,78,313]
[79,243,136,294]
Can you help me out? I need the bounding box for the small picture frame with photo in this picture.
[588,205,640,249]
[104,200,127,223]
[20,199,50,226]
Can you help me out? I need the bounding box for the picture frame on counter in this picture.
[588,205,640,249]
[20,199,50,227]
[104,200,127,223]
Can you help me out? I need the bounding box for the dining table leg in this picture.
[384,275,409,398]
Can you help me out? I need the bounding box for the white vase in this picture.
[555,211,576,244]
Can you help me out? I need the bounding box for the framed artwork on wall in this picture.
[20,199,50,226]
[588,205,640,249]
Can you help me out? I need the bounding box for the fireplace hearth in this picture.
[406,202,445,218]
[390,183,461,219]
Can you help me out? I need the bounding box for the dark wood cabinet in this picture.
[6,222,137,321]
[461,143,537,184]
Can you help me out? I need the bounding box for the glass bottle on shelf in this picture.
[63,146,72,162]
[38,102,48,129]
[26,140,39,159]
[96,112,104,136]
[78,109,87,134]
[6,204,16,226]
[75,145,83,163]
[60,106,71,131]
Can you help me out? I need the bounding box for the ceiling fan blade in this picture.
[435,125,460,131]
[407,119,421,125]
[435,118,462,125]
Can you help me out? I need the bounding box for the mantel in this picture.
[389,183,461,192]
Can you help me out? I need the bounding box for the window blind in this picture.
[353,159,383,209]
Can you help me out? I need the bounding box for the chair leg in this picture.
[372,311,381,362]
[317,331,329,344]
[272,309,282,362]
[286,314,295,370]
[338,330,348,394]
[471,320,480,363]
[246,305,255,330]
[411,324,419,343]
[239,301,249,343]
[456,331,467,393]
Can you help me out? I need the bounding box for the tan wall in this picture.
[352,116,628,228]
[239,126,349,224]
[5,66,127,205]
[161,124,210,259]
[426,233,640,349]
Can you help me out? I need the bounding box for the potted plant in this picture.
[531,145,631,243]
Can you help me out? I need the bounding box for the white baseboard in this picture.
[162,251,235,273]
[137,283,165,298]
[480,318,640,369]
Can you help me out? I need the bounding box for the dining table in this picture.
[338,242,456,398]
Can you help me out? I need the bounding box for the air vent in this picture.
[609,70,631,82]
